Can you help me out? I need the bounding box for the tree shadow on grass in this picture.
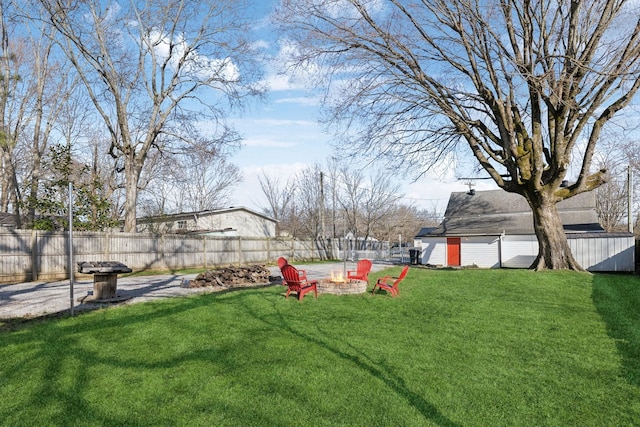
[591,274,640,387]
[238,295,461,427]
[0,288,286,426]
[0,286,459,426]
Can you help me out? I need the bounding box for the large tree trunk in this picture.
[123,160,142,233]
[528,194,584,271]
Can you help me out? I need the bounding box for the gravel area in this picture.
[0,261,392,320]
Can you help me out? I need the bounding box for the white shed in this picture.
[415,190,635,272]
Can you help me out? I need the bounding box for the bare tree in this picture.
[275,0,640,270]
[324,156,341,238]
[357,171,403,244]
[0,0,24,223]
[40,0,265,232]
[178,151,242,212]
[590,136,633,231]
[26,68,83,226]
[623,140,640,234]
[0,1,74,228]
[337,165,363,242]
[376,204,434,247]
[258,170,295,236]
[137,160,178,217]
[294,163,324,238]
[596,178,628,232]
[337,166,403,246]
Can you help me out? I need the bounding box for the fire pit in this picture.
[77,261,133,303]
[316,270,367,295]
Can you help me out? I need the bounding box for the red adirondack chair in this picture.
[278,257,308,286]
[371,265,409,297]
[277,257,288,270]
[281,264,318,301]
[278,257,289,286]
[347,259,372,284]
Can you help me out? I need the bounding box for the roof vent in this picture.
[464,179,476,195]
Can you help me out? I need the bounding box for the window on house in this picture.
[177,220,187,229]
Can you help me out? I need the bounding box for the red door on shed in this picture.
[447,238,461,266]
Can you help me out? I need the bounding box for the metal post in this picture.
[319,171,325,259]
[628,165,634,233]
[68,183,74,316]
[343,220,347,277]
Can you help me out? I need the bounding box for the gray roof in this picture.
[137,206,277,224]
[418,189,604,237]
[0,212,18,228]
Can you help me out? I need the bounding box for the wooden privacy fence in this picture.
[0,231,392,284]
[0,231,314,284]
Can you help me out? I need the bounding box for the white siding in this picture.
[418,237,447,266]
[459,236,501,268]
[568,235,635,272]
[199,210,275,237]
[419,233,634,271]
[501,235,538,268]
[137,208,277,237]
[419,236,501,268]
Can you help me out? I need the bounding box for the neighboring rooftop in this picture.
[137,206,277,224]
[418,189,604,237]
[0,212,15,228]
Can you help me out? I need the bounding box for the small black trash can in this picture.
[409,249,417,265]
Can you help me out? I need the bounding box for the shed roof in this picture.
[418,189,604,237]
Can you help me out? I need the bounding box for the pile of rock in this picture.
[186,265,275,289]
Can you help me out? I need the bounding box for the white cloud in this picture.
[262,73,306,91]
[252,118,317,127]
[274,96,320,106]
[266,38,325,89]
[241,136,296,148]
[251,39,270,50]
[148,29,239,82]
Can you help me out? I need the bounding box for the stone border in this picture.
[316,279,367,295]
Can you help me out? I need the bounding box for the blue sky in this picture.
[221,1,640,219]
[225,1,495,215]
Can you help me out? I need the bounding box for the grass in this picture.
[1,267,639,426]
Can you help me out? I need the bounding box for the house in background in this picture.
[0,213,17,230]
[137,207,277,238]
[415,189,635,272]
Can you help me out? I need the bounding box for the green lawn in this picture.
[1,267,639,426]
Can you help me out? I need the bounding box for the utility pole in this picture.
[332,173,337,238]
[68,183,75,316]
[628,165,634,233]
[319,171,327,259]
[320,171,325,240]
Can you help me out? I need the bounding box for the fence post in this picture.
[291,238,295,261]
[160,234,165,269]
[104,232,111,260]
[30,229,38,281]
[267,237,271,264]
[203,235,208,270]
